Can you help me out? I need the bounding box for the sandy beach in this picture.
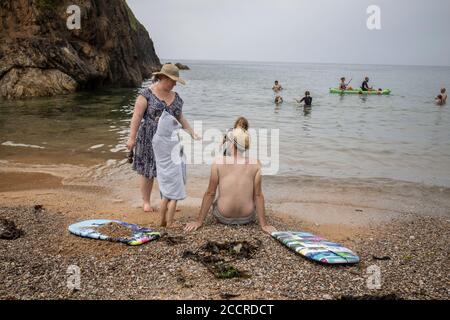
[1,164,449,300]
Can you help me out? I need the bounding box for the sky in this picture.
[127,0,450,66]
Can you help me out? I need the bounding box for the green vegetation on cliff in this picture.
[124,1,141,32]
[36,0,58,11]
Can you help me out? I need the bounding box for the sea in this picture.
[1,60,450,187]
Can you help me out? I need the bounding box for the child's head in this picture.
[274,80,279,85]
[441,88,446,94]
[437,94,443,99]
[305,91,310,96]
[341,77,345,82]
[365,77,369,81]
[234,116,249,131]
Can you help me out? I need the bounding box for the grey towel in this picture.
[152,111,186,200]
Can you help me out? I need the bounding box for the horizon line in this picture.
[160,57,450,68]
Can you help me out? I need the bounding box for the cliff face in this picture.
[0,0,161,99]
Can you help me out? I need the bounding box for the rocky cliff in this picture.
[0,0,161,99]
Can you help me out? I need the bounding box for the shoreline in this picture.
[2,160,450,224]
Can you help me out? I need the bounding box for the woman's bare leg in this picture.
[166,200,177,227]
[159,198,169,227]
[140,176,154,212]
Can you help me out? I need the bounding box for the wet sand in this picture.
[0,163,449,299]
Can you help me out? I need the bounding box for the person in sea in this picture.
[437,88,447,104]
[185,125,276,234]
[272,80,283,92]
[339,77,353,90]
[127,63,200,212]
[361,77,373,91]
[274,95,283,104]
[295,91,312,106]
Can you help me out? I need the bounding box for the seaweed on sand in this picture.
[182,250,250,279]
[182,240,261,279]
[201,240,260,259]
[0,218,24,240]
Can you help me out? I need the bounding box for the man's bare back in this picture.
[184,125,275,234]
[215,156,259,218]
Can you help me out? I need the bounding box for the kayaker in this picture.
[339,77,353,90]
[361,77,373,91]
[296,91,312,106]
[272,80,283,92]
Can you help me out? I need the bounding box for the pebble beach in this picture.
[1,201,448,300]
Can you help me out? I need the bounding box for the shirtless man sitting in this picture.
[184,127,276,234]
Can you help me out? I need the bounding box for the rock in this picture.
[175,62,190,70]
[0,68,78,99]
[0,0,161,99]
[220,292,240,299]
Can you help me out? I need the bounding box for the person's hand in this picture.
[127,138,136,151]
[191,132,201,141]
[184,221,203,232]
[261,224,277,235]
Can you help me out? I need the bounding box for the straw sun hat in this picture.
[152,63,186,85]
[226,128,250,152]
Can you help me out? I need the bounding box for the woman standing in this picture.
[127,64,199,212]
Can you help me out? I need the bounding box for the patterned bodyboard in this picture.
[272,231,360,264]
[68,219,160,246]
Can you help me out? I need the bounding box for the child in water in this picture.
[436,94,444,105]
[296,91,312,106]
[274,95,283,104]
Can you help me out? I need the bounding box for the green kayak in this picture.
[330,88,391,95]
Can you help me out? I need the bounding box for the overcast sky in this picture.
[127,0,450,66]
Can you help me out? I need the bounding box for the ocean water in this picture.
[1,60,450,186]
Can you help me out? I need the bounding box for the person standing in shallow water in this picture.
[127,64,200,212]
[272,80,283,92]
